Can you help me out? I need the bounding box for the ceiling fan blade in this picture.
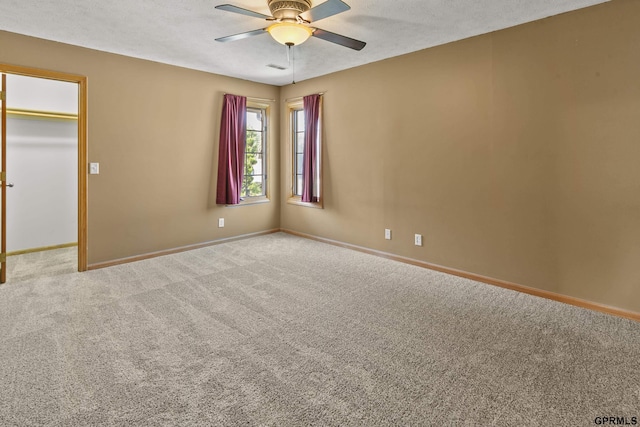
[215,4,271,20]
[215,28,267,43]
[300,0,350,23]
[312,28,366,51]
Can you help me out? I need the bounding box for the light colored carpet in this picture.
[0,232,638,425]
[7,246,77,283]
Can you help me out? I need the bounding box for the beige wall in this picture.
[1,31,280,264]
[280,0,640,313]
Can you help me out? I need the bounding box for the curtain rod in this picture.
[284,92,326,103]
[223,92,325,103]
[223,93,276,103]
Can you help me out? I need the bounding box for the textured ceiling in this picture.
[0,0,609,86]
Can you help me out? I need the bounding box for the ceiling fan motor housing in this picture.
[268,0,312,20]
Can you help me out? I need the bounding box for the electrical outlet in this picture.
[415,234,423,246]
[218,218,225,228]
[385,229,392,240]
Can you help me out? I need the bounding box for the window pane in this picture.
[295,109,305,130]
[243,173,265,197]
[296,153,304,174]
[245,152,258,174]
[256,132,264,149]
[248,181,263,197]
[296,133,305,153]
[246,130,262,153]
[247,109,262,132]
[243,106,267,198]
[253,154,263,175]
[296,175,303,196]
[242,174,254,197]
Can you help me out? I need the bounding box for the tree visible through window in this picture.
[243,107,267,198]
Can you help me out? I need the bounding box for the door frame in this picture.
[0,63,88,272]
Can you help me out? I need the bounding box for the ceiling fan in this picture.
[215,0,366,51]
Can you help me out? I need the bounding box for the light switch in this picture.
[89,163,100,175]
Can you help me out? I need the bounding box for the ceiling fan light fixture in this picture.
[267,22,313,46]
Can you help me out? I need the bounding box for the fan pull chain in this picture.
[286,42,296,84]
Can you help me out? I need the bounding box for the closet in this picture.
[3,73,78,276]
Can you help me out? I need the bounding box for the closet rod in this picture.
[6,108,78,121]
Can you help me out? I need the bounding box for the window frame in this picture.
[236,100,271,206]
[292,107,305,198]
[287,98,323,209]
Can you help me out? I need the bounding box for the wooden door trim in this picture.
[0,63,88,272]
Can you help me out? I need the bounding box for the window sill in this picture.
[227,196,270,207]
[287,196,323,209]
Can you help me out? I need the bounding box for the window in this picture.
[292,108,305,197]
[288,97,322,207]
[242,104,268,200]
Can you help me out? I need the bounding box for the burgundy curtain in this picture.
[216,94,247,205]
[302,94,321,203]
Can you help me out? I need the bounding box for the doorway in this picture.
[0,64,88,283]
